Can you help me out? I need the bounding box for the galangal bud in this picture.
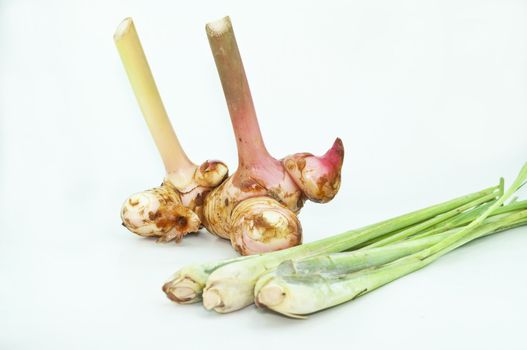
[201,16,344,255]
[283,138,344,203]
[114,18,228,242]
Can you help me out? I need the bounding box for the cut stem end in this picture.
[257,284,285,307]
[205,16,232,37]
[203,289,223,310]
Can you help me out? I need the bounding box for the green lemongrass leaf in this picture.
[410,199,527,241]
[366,191,498,248]
[255,164,527,317]
[416,163,527,261]
[255,209,527,318]
[278,213,527,280]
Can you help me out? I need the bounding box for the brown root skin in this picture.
[164,160,228,198]
[201,140,343,255]
[202,174,305,241]
[121,185,200,242]
[121,160,228,242]
[203,177,266,240]
[283,138,344,203]
[230,197,302,255]
[233,162,305,214]
[166,160,229,217]
[201,165,306,256]
[195,160,229,187]
[154,202,201,242]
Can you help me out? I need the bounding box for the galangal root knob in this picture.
[121,185,200,242]
[230,197,302,255]
[121,161,228,242]
[283,138,344,203]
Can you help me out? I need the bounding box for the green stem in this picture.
[287,184,501,256]
[255,209,527,317]
[417,165,526,260]
[410,199,527,241]
[353,165,527,294]
[357,209,527,295]
[365,191,498,248]
[278,210,524,277]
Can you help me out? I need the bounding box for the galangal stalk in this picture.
[114,18,228,242]
[201,16,345,256]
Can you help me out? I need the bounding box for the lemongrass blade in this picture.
[411,199,527,240]
[416,164,527,261]
[255,209,527,317]
[366,191,498,248]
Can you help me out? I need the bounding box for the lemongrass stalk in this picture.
[114,18,194,180]
[200,184,500,312]
[256,163,527,317]
[364,191,498,248]
[255,209,527,318]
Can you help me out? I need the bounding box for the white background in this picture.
[1,0,526,349]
